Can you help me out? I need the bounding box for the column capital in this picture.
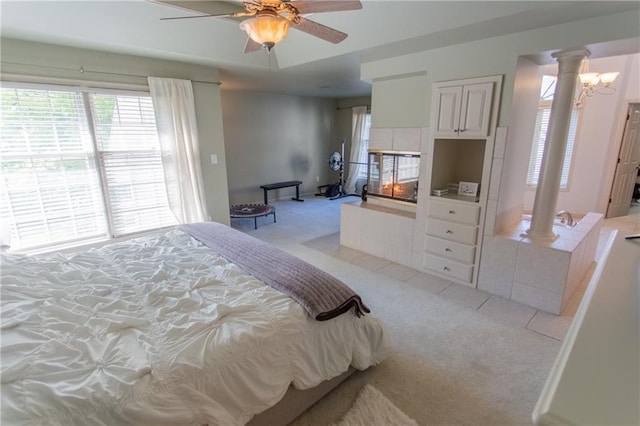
[551,48,591,61]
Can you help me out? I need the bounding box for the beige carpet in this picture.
[233,198,563,426]
[331,385,418,426]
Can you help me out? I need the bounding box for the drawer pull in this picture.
[446,230,453,234]
[448,210,455,214]
[445,248,452,252]
[443,266,451,271]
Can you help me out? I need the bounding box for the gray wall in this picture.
[1,38,231,224]
[221,90,339,204]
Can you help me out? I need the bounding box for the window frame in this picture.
[355,113,372,181]
[1,81,176,253]
[526,77,582,191]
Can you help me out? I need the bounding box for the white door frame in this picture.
[598,98,640,214]
[605,101,640,217]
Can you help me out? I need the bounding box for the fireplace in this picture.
[367,151,420,203]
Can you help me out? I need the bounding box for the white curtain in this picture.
[148,77,208,223]
[345,106,368,194]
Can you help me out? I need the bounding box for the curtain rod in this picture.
[0,60,222,86]
[336,105,371,111]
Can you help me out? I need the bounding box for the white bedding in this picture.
[1,230,389,426]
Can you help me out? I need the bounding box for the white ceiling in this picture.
[2,1,639,98]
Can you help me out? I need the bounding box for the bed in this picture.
[1,222,389,426]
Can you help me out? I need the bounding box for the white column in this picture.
[526,49,589,240]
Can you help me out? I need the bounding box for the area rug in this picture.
[331,384,418,426]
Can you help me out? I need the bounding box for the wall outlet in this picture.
[210,154,218,165]
[316,176,320,182]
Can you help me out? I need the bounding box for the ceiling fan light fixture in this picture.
[240,12,291,51]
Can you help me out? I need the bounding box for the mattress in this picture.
[1,229,389,425]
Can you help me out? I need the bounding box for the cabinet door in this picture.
[424,253,474,283]
[459,82,493,137]
[426,218,478,245]
[428,199,480,225]
[425,235,476,264]
[434,86,462,137]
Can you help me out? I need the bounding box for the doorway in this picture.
[606,102,640,218]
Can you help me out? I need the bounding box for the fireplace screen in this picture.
[367,152,420,203]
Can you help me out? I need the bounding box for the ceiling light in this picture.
[598,72,620,85]
[239,11,291,51]
[576,60,619,105]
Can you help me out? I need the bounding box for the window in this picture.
[356,113,371,180]
[1,84,176,251]
[526,75,580,188]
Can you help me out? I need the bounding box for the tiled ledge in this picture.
[478,213,603,314]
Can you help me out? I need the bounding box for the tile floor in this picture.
[235,196,640,342]
[303,231,581,341]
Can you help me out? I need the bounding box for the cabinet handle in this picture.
[459,129,466,132]
[443,266,451,271]
[445,248,452,252]
[448,210,455,214]
[446,230,453,234]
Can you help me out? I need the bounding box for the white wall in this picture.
[0,38,232,224]
[523,53,640,215]
[370,73,429,128]
[361,9,640,226]
[495,56,542,231]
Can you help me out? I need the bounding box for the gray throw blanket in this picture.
[179,222,370,321]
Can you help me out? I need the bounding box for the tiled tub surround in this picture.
[477,213,603,314]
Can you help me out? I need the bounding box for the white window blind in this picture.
[1,88,106,249]
[90,94,175,236]
[1,85,176,251]
[526,103,579,188]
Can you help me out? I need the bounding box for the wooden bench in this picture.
[260,181,304,204]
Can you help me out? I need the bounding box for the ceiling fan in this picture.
[154,0,362,53]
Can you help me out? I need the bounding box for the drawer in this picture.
[426,218,478,245]
[424,253,473,283]
[425,236,475,264]
[428,199,480,225]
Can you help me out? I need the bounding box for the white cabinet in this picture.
[424,199,481,285]
[433,82,493,138]
[422,75,502,287]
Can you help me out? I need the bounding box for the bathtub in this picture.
[521,214,578,228]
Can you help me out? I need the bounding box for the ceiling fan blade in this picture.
[244,37,263,53]
[292,16,348,44]
[291,0,362,15]
[150,0,246,16]
[160,12,245,21]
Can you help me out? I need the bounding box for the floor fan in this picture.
[327,140,359,200]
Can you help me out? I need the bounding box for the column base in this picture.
[521,229,559,242]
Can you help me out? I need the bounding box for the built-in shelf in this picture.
[429,138,486,198]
